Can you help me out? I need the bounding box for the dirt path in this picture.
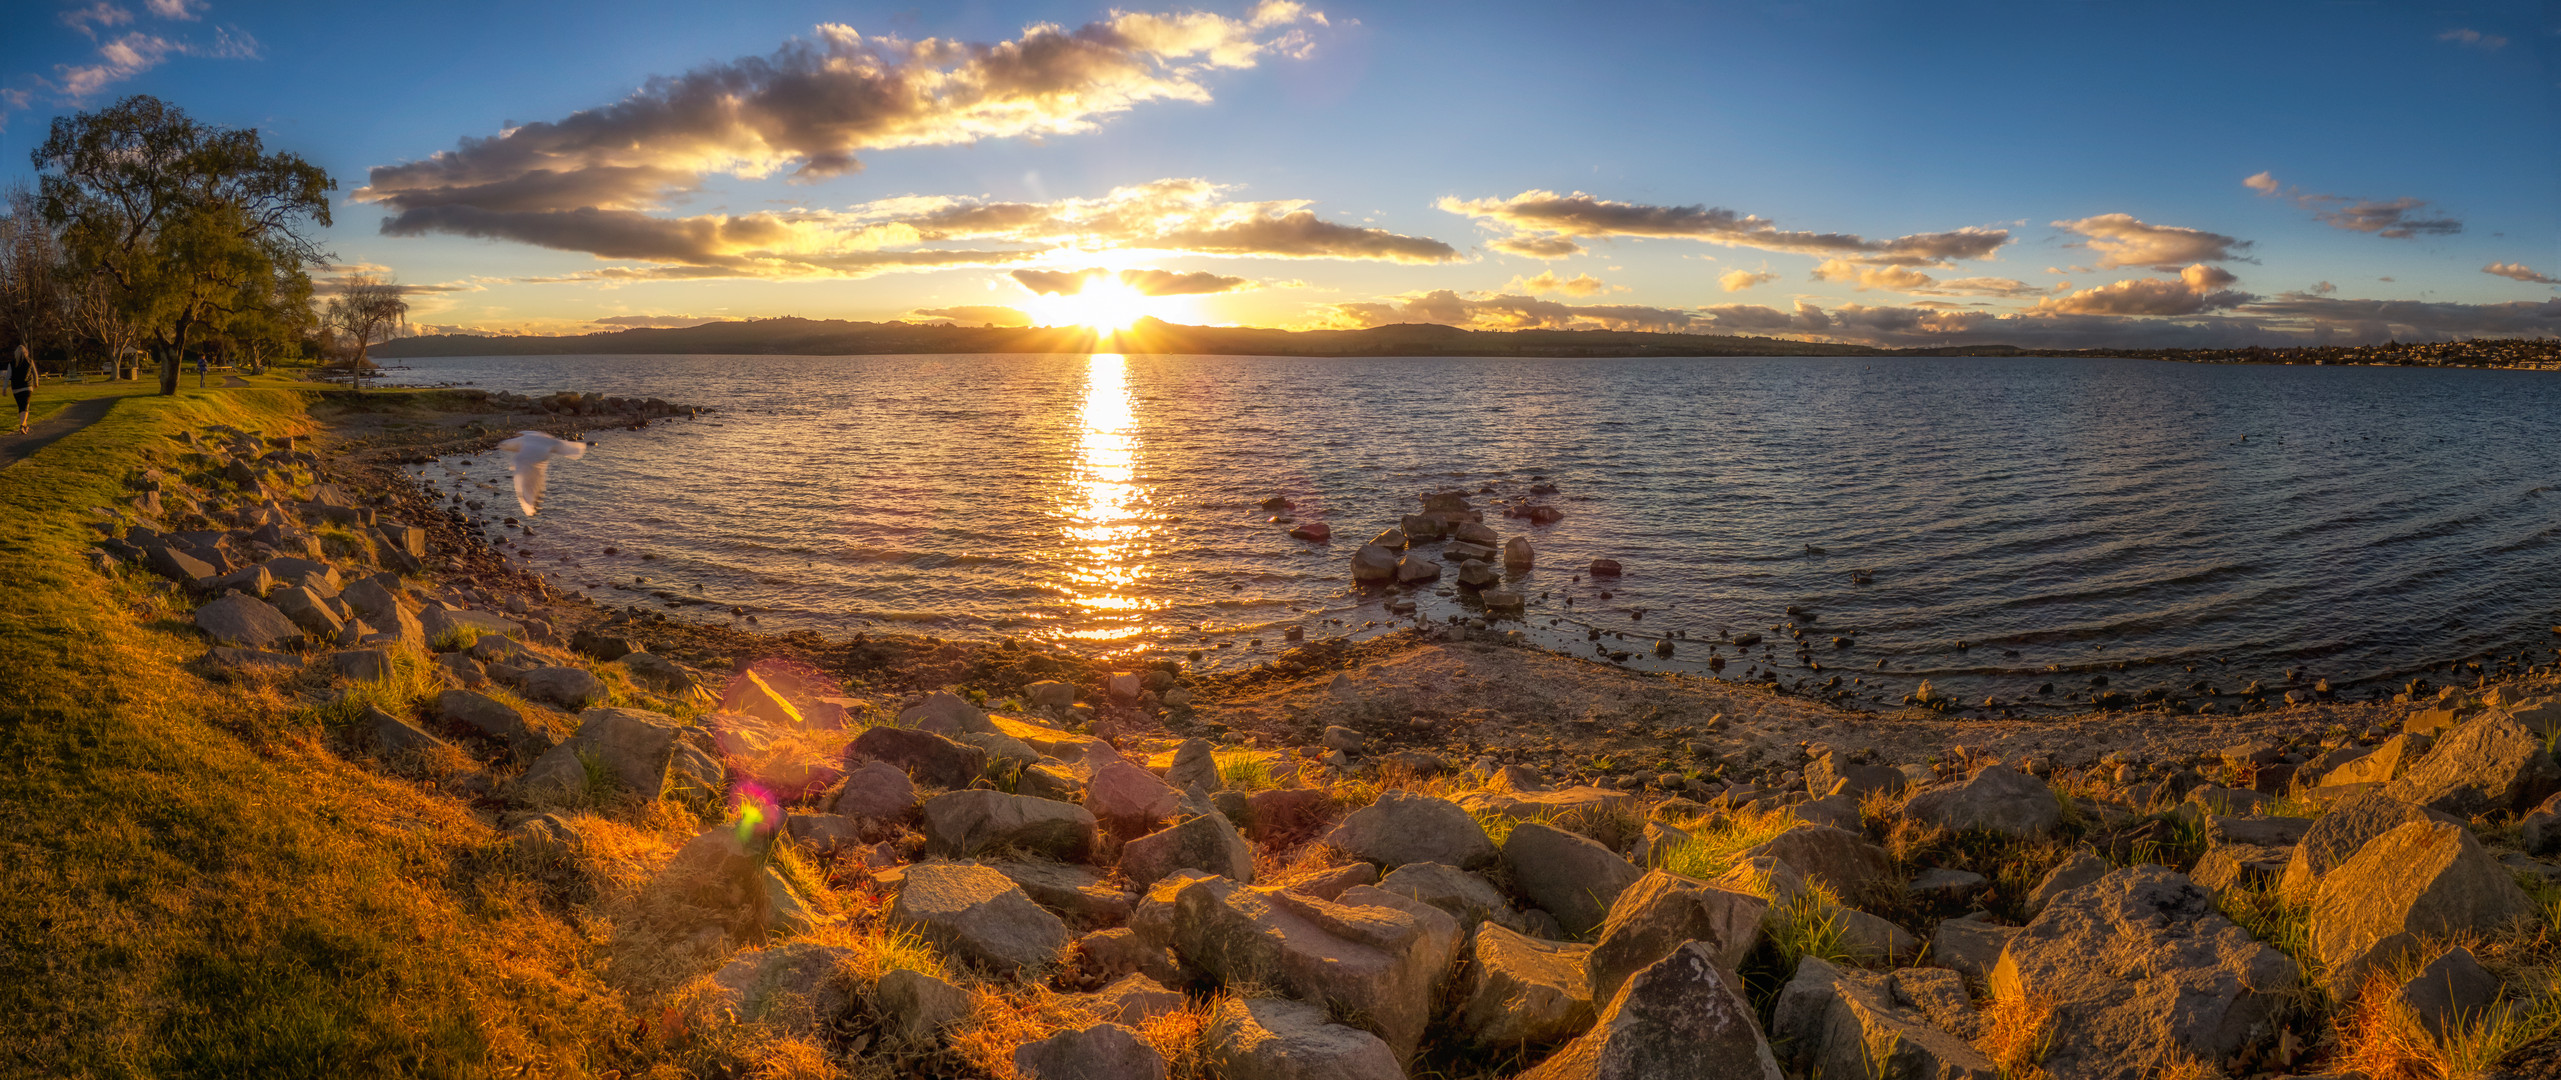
[0,395,118,471]
[223,375,250,387]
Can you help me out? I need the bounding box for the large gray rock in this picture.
[1166,738,1220,793]
[1456,923,1596,1046]
[701,942,856,1030]
[520,665,607,710]
[1136,873,1453,1059]
[1120,809,1255,889]
[361,705,450,757]
[919,790,1098,862]
[2385,714,2561,816]
[1586,870,1768,1004]
[889,862,1071,973]
[1519,941,1784,1080]
[1078,973,1185,1027]
[1325,790,1496,869]
[1930,917,2018,982]
[875,966,972,1043]
[438,689,540,750]
[1087,758,1184,837]
[517,707,684,801]
[1453,786,1639,848]
[419,605,522,648]
[1904,764,2062,838]
[146,543,217,589]
[2279,791,2461,904]
[1740,824,1895,903]
[1505,821,1646,937]
[980,861,1134,927]
[2395,946,2501,1041]
[900,690,997,737]
[849,725,987,790]
[1773,957,1998,1080]
[1808,752,1907,800]
[1207,996,1403,1080]
[1376,862,1523,932]
[270,584,344,639]
[193,593,303,649]
[1013,1022,1167,1080]
[831,759,920,821]
[1989,866,2300,1079]
[2026,851,2109,916]
[2309,820,2537,992]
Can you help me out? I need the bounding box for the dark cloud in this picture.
[2245,173,2462,239]
[1441,189,2008,266]
[589,315,721,328]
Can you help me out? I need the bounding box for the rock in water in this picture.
[1504,537,1535,571]
[1349,545,1399,583]
[1989,865,2298,1078]
[1519,941,1783,1080]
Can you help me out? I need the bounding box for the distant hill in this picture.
[370,317,1895,359]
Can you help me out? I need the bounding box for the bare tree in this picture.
[67,275,140,379]
[0,186,67,365]
[323,275,406,391]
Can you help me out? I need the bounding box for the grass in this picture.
[1656,805,1800,883]
[1215,750,1277,791]
[0,379,651,1076]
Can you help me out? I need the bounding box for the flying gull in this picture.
[497,430,589,516]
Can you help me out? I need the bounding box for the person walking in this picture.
[10,345,37,435]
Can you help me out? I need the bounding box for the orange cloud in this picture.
[1442,189,2008,266]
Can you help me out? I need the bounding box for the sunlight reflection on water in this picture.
[1059,354,1163,641]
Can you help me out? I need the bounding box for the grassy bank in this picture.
[0,379,641,1077]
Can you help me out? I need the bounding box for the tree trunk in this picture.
[156,344,178,395]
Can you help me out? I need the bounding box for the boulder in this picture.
[919,790,1098,862]
[1077,928,1183,987]
[1519,941,1783,1080]
[1504,821,1647,936]
[1989,866,2300,1079]
[1452,786,1639,847]
[2206,815,2313,848]
[1904,764,2062,838]
[1088,758,1185,837]
[848,725,988,790]
[1284,862,1377,901]
[1376,862,1523,931]
[1081,972,1185,1026]
[1503,537,1535,571]
[569,628,637,661]
[517,707,684,801]
[889,862,1071,972]
[1788,793,1861,832]
[2322,733,2421,786]
[615,652,696,695]
[505,813,586,864]
[2279,792,2461,904]
[875,966,972,1043]
[146,544,217,589]
[1325,790,1496,869]
[204,563,274,598]
[1013,1022,1166,1080]
[1024,680,1078,709]
[361,705,450,756]
[1740,824,1895,902]
[1890,967,1984,1041]
[1166,738,1220,793]
[1456,923,1596,1046]
[1773,957,1997,1080]
[981,860,1136,925]
[1138,874,1451,1059]
[2026,850,2109,916]
[2191,843,2293,893]
[832,759,921,821]
[1394,555,1440,584]
[329,648,390,682]
[1930,916,2018,982]
[419,605,522,648]
[205,645,299,671]
[1585,870,1769,1003]
[1349,545,1399,583]
[437,689,540,750]
[1206,996,1403,1080]
[1120,809,1255,889]
[520,665,607,710]
[1908,867,1989,900]
[2523,791,2561,855]
[2395,946,2501,1041]
[901,690,996,737]
[1807,752,1906,800]
[2385,714,2561,815]
[2309,820,2537,992]
[193,593,303,649]
[1244,787,1332,843]
[702,942,856,1029]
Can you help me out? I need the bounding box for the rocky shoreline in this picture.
[74,386,2561,1079]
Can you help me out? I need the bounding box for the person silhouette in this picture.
[9,344,37,435]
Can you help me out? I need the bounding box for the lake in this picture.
[388,352,2561,711]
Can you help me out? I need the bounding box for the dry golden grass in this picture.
[1976,993,2057,1080]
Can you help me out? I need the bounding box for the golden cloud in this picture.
[1442,189,2009,266]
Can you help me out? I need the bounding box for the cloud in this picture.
[2053,213,2250,270]
[2244,173,2461,239]
[1697,301,1833,333]
[2438,28,2506,50]
[1441,189,2008,266]
[1326,290,1703,333]
[910,305,1033,326]
[2486,262,2561,286]
[1490,235,1585,259]
[1118,268,1251,295]
[2032,263,2251,316]
[1506,271,1608,297]
[1811,259,1934,291]
[2244,294,2561,340]
[2179,263,2238,291]
[589,315,722,328]
[1010,268,1105,295]
[145,0,205,18]
[58,2,133,37]
[44,25,258,102]
[1911,276,2047,298]
[2310,281,2337,294]
[360,8,1322,259]
[1719,269,1779,292]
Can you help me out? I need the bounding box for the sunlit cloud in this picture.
[1718,269,1779,292]
[2437,28,2506,50]
[1326,290,1702,332]
[1441,189,2009,266]
[2485,262,2561,286]
[1811,259,1933,291]
[360,7,1326,262]
[1490,235,1585,259]
[1910,276,2048,298]
[2053,213,2250,270]
[2243,172,2461,239]
[1505,271,1608,296]
[1011,265,1254,297]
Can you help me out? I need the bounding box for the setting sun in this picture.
[1026,277,1154,333]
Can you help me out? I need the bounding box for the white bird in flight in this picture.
[497,430,588,516]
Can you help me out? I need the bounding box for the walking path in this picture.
[0,395,119,470]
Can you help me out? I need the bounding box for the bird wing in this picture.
[515,460,549,516]
[549,438,588,461]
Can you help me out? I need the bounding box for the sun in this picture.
[1028,277,1153,333]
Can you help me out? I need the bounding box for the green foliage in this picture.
[1657,807,1799,884]
[295,646,440,733]
[1216,751,1277,792]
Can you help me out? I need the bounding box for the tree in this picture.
[0,186,67,363]
[34,95,333,395]
[323,275,406,391]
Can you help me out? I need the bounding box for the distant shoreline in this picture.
[371,317,2561,369]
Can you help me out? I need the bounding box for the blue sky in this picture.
[2,0,2553,346]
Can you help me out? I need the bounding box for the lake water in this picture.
[388,352,2561,711]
